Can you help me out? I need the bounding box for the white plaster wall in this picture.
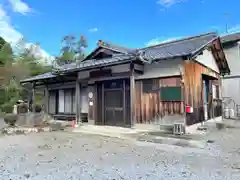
[223,45,240,76]
[195,49,219,73]
[222,78,240,105]
[135,58,183,80]
[78,64,130,80]
[221,44,240,105]
[111,64,129,73]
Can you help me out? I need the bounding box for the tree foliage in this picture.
[0,37,13,65]
[56,34,88,65]
[0,36,50,112]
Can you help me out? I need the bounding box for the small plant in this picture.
[4,113,17,126]
[17,103,28,113]
[29,104,42,113]
[1,103,14,113]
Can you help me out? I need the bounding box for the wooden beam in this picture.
[44,86,49,114]
[130,63,136,127]
[32,82,36,113]
[75,81,81,124]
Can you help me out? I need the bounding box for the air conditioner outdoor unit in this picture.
[173,123,185,135]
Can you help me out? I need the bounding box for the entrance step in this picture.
[73,125,140,138]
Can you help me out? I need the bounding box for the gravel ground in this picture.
[0,120,240,179]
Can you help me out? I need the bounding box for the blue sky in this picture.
[1,0,240,61]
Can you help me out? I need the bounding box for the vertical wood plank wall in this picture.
[184,60,221,125]
[135,76,184,124]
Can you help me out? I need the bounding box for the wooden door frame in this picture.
[95,78,131,127]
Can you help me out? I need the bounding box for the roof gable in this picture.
[83,40,134,61]
[210,37,230,75]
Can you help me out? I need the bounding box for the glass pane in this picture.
[64,89,72,113]
[105,90,123,107]
[49,91,56,114]
[72,89,76,113]
[58,90,65,113]
[104,79,123,89]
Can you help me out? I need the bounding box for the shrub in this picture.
[4,113,17,126]
[1,103,14,113]
[17,103,28,113]
[29,104,42,113]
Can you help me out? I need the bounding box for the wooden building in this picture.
[21,32,230,130]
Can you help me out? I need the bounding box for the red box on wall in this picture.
[186,106,193,113]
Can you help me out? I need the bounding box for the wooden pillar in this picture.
[32,82,36,113]
[75,80,82,124]
[44,86,49,114]
[130,63,136,127]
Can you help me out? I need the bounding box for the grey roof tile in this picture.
[97,40,134,53]
[53,54,135,74]
[221,32,240,44]
[20,72,56,83]
[140,32,217,60]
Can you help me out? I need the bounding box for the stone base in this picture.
[1,127,51,135]
[16,112,47,127]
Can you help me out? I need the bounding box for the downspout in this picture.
[179,60,187,129]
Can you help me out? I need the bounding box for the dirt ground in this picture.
[0,120,240,179]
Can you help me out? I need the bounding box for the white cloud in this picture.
[25,43,54,64]
[89,27,98,32]
[0,6,22,43]
[157,0,186,7]
[145,37,181,47]
[0,2,52,64]
[8,0,32,15]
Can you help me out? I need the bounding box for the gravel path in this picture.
[0,121,239,179]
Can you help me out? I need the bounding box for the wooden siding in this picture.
[135,76,184,124]
[184,60,221,125]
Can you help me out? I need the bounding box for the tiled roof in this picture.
[140,32,217,60]
[54,54,136,74]
[221,32,240,44]
[97,40,134,54]
[20,72,56,83]
[21,32,219,83]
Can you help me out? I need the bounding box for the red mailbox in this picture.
[186,105,193,113]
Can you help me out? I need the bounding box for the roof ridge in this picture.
[140,31,217,50]
[97,40,133,50]
[221,31,240,37]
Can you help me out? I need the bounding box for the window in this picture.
[212,84,220,99]
[72,89,76,113]
[58,90,65,113]
[56,88,76,114]
[142,79,154,93]
[48,88,77,114]
[64,89,73,113]
[48,90,56,114]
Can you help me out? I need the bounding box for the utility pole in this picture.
[224,13,231,33]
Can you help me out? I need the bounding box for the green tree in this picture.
[56,34,88,65]
[0,37,13,65]
[0,37,51,112]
